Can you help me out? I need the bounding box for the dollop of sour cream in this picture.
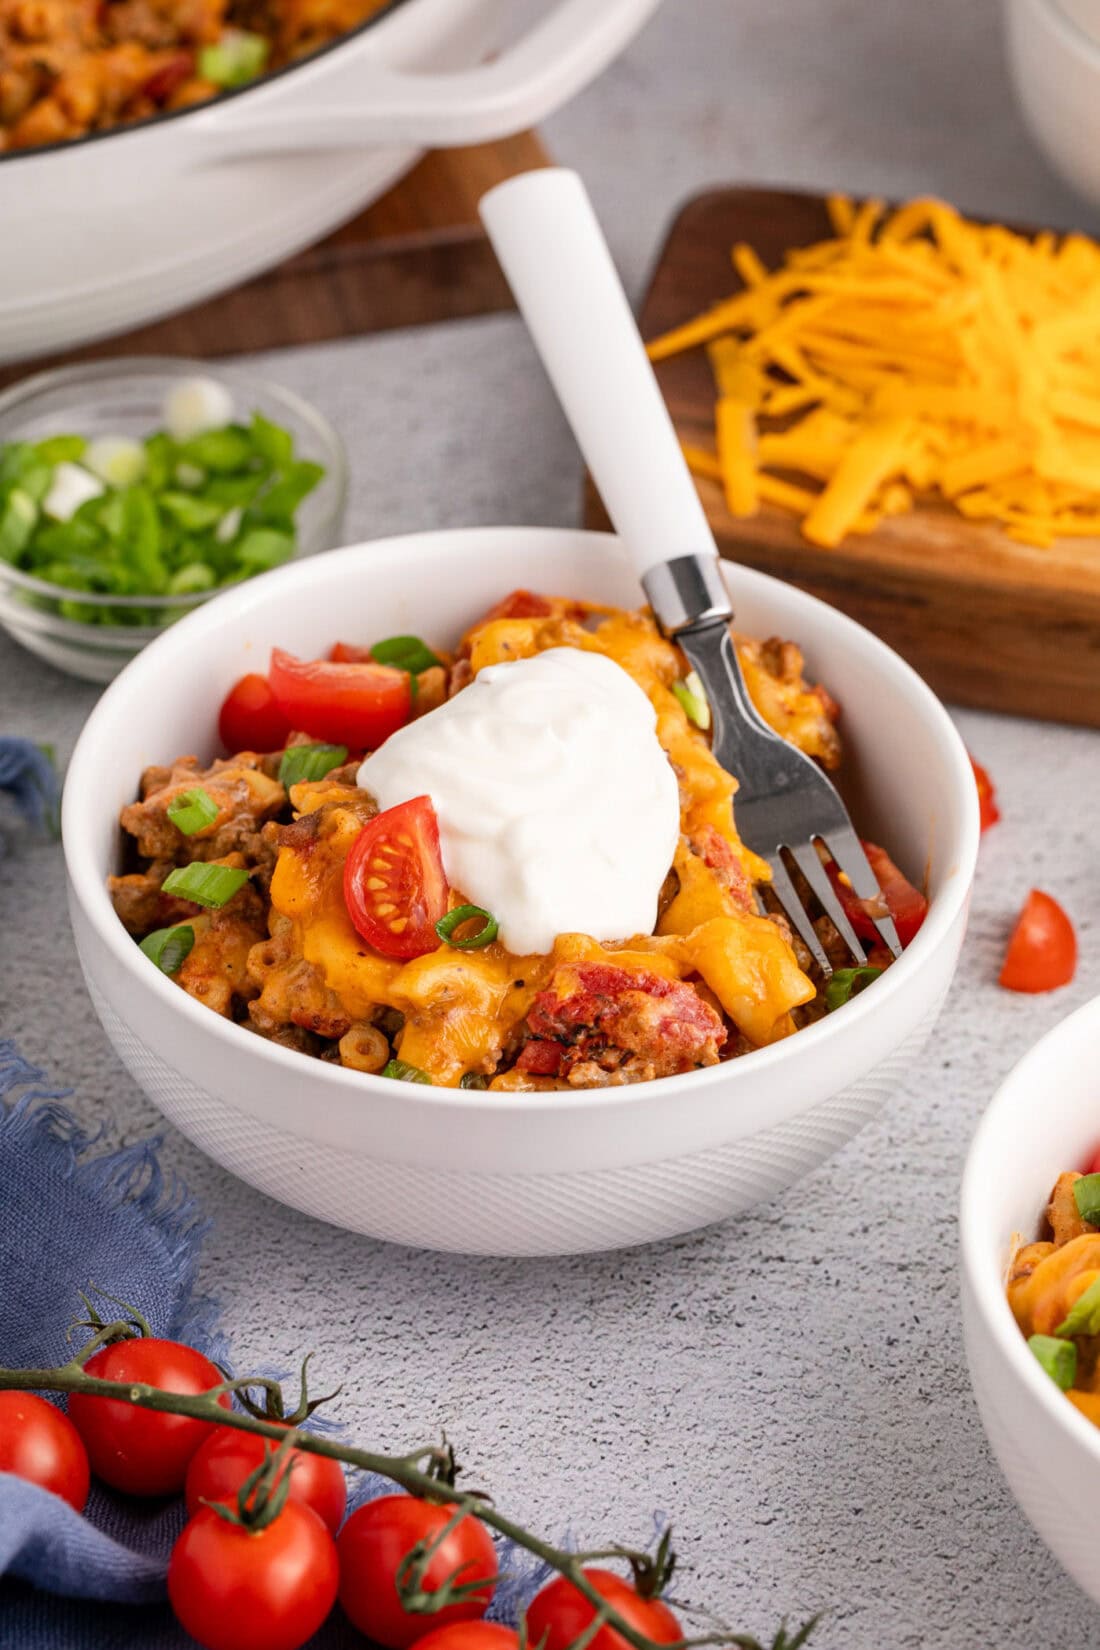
[357,648,681,956]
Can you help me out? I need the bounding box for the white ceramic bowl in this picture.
[63,527,979,1256]
[961,996,1100,1602]
[1005,0,1100,206]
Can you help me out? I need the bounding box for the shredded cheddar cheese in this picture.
[648,195,1100,550]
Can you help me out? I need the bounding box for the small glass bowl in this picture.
[0,357,348,682]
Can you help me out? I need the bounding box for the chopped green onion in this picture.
[167,563,217,596]
[0,488,37,563]
[671,669,711,730]
[459,1072,490,1090]
[1073,1173,1100,1226]
[167,786,219,835]
[139,923,195,976]
[1055,1273,1100,1338]
[234,527,295,571]
[84,436,146,488]
[162,863,249,909]
[35,435,86,465]
[370,635,443,675]
[198,28,269,88]
[381,1058,433,1085]
[159,491,225,532]
[824,965,884,1012]
[435,904,500,950]
[278,744,348,788]
[250,411,294,470]
[173,460,206,490]
[1028,1333,1077,1391]
[179,426,254,473]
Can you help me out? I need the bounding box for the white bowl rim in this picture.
[960,992,1100,1468]
[63,524,981,1119]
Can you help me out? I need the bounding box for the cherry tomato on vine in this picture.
[0,1392,90,1511]
[337,1494,498,1649]
[218,672,292,753]
[999,889,1076,993]
[414,1625,520,1650]
[169,1500,339,1650]
[343,796,449,960]
[525,1568,683,1650]
[68,1338,230,1496]
[186,1425,347,1533]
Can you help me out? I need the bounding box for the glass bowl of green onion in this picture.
[0,357,347,682]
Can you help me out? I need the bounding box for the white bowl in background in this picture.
[1005,0,1100,206]
[62,528,979,1255]
[961,997,1100,1603]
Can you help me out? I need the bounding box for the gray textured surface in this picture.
[4,0,1100,1643]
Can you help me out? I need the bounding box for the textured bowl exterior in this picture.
[961,997,1100,1602]
[64,527,978,1254]
[1006,0,1100,205]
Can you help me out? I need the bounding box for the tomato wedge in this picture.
[218,672,292,753]
[999,889,1076,993]
[268,648,411,750]
[828,840,928,948]
[970,755,1000,832]
[344,795,448,959]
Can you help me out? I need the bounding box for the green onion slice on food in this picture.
[166,786,219,835]
[824,965,884,1013]
[671,670,711,730]
[1073,1173,1100,1226]
[279,744,348,788]
[162,863,249,909]
[435,904,499,950]
[139,924,195,976]
[1028,1333,1077,1391]
[459,1072,490,1090]
[370,635,443,675]
[381,1058,433,1085]
[1055,1274,1100,1338]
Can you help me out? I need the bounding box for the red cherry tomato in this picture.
[999,889,1076,993]
[185,1425,347,1533]
[480,590,553,621]
[829,840,928,948]
[343,796,449,960]
[218,672,292,753]
[269,648,410,750]
[1084,1144,1100,1176]
[525,1568,683,1650]
[69,1338,230,1496]
[329,641,374,663]
[0,1392,90,1511]
[168,1500,339,1650]
[970,755,1000,832]
[337,1494,497,1649]
[414,1627,519,1650]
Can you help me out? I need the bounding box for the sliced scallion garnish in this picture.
[1073,1173,1100,1226]
[435,904,499,950]
[823,964,884,1013]
[162,862,249,909]
[139,923,195,976]
[459,1072,490,1090]
[1028,1333,1077,1391]
[166,786,219,835]
[1055,1274,1100,1338]
[278,743,348,788]
[371,635,443,675]
[671,669,711,730]
[380,1058,433,1085]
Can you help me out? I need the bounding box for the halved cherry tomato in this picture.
[269,648,411,750]
[525,1568,682,1650]
[971,755,1000,832]
[999,889,1076,993]
[343,796,448,960]
[185,1423,347,1533]
[829,841,928,948]
[0,1392,90,1511]
[218,672,292,754]
[69,1338,230,1496]
[338,1494,497,1649]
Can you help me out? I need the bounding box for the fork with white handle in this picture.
[479,168,901,973]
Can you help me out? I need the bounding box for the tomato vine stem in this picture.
[0,1330,814,1650]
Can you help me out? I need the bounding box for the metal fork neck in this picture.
[642,553,732,636]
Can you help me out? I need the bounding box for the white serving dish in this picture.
[961,996,1100,1603]
[0,0,659,363]
[63,527,979,1256]
[1005,0,1100,206]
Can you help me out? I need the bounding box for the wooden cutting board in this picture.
[0,132,547,390]
[586,186,1100,728]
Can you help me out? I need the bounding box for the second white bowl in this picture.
[63,527,979,1254]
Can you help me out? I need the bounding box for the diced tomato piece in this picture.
[515,1039,565,1075]
[343,796,448,960]
[269,648,410,750]
[143,50,194,103]
[329,642,374,663]
[217,672,292,753]
[481,590,554,621]
[526,961,724,1078]
[970,755,1000,832]
[1084,1144,1100,1176]
[999,889,1076,993]
[828,841,928,948]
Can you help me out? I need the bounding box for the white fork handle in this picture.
[479,167,719,581]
